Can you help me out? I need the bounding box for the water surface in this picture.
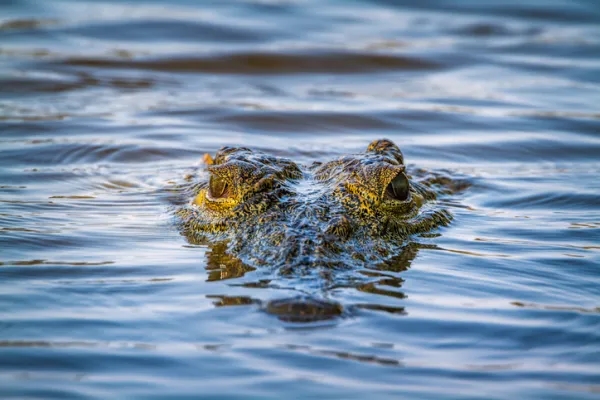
[1,0,599,399]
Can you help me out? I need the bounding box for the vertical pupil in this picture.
[209,175,227,198]
[387,173,409,200]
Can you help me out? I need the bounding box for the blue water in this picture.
[1,0,599,398]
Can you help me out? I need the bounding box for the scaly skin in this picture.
[177,139,453,321]
[179,138,450,270]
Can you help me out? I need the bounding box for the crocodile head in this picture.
[179,138,451,269]
[177,139,453,320]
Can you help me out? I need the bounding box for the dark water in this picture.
[1,0,599,398]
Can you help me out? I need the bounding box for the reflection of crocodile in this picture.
[177,139,458,322]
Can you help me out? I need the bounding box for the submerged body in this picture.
[178,139,453,320]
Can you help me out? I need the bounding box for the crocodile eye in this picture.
[385,172,409,201]
[208,175,230,199]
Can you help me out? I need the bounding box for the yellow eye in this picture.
[208,175,230,199]
[385,172,409,201]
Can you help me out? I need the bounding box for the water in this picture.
[1,0,599,398]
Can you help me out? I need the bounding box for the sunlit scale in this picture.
[175,139,457,321]
[179,139,452,271]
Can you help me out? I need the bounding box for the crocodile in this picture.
[177,139,456,322]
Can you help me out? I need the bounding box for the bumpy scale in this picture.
[178,139,451,275]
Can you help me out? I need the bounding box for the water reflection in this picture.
[204,242,256,282]
[282,344,402,367]
[207,294,257,307]
[54,52,443,75]
[198,240,435,322]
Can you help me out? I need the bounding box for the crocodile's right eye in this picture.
[208,175,230,199]
[385,172,409,201]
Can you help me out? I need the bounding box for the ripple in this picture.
[511,302,600,314]
[0,71,159,97]
[0,18,59,31]
[54,51,444,74]
[451,22,541,38]
[0,259,114,267]
[282,343,402,366]
[60,19,266,43]
[212,110,398,132]
[1,141,202,166]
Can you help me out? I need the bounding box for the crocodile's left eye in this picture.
[385,172,409,201]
